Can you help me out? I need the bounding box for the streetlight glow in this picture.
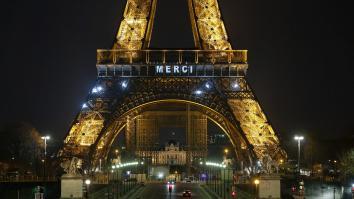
[205,161,226,168]
[294,136,304,140]
[85,179,91,185]
[254,179,260,185]
[41,136,50,140]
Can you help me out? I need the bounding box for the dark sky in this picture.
[0,0,353,143]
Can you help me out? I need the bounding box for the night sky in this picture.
[0,0,353,144]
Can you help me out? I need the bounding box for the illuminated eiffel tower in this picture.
[60,0,287,170]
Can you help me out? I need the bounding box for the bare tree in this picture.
[339,148,354,183]
[0,122,42,173]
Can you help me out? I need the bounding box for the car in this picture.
[182,190,192,198]
[167,180,175,184]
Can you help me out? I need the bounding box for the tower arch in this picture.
[89,98,255,169]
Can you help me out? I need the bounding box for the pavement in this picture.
[130,182,217,199]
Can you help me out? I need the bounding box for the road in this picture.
[133,182,215,199]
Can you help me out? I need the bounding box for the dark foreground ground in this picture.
[134,182,213,199]
[0,181,60,199]
[0,179,353,198]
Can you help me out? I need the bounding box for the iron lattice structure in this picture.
[60,0,287,169]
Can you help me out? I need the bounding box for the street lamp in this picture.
[294,136,304,173]
[224,149,229,154]
[85,179,91,198]
[115,149,119,159]
[254,179,260,199]
[41,136,50,179]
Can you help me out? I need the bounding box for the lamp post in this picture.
[294,136,304,173]
[41,136,50,179]
[115,149,119,158]
[224,148,229,155]
[85,179,91,199]
[254,179,260,199]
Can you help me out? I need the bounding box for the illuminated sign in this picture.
[155,65,193,74]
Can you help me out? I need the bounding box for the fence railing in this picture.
[97,49,248,65]
[0,175,57,182]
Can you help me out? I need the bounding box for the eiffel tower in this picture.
[60,0,287,170]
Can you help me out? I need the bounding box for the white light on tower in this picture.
[121,81,128,88]
[195,90,202,95]
[92,86,103,93]
[97,86,103,91]
[205,83,211,89]
[82,103,88,109]
[232,82,240,90]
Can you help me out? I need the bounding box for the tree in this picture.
[0,122,42,173]
[339,148,354,183]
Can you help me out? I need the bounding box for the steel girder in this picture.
[113,0,231,50]
[60,0,287,171]
[60,76,286,170]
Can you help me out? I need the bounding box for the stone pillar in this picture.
[61,174,83,199]
[258,174,281,199]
